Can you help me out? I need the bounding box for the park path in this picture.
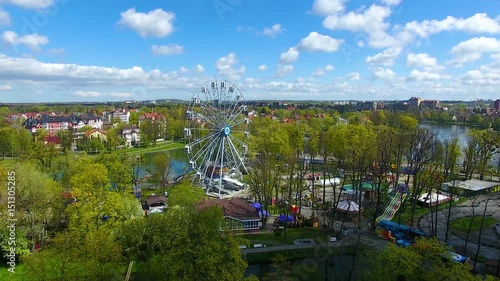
[418,194,500,259]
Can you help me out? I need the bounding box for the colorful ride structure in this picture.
[376,183,409,222]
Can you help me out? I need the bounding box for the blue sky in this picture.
[0,0,499,102]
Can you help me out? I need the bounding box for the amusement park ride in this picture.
[184,80,250,198]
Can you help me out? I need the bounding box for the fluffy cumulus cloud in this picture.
[1,0,54,9]
[110,92,132,98]
[279,47,300,63]
[0,55,199,91]
[261,24,285,38]
[1,31,48,51]
[151,44,184,55]
[312,64,334,76]
[450,37,500,66]
[279,32,343,64]
[0,7,10,25]
[73,91,103,98]
[194,64,205,73]
[407,70,449,81]
[381,0,401,5]
[0,84,12,90]
[277,64,294,77]
[258,64,267,72]
[406,53,438,68]
[461,62,500,86]
[373,67,396,80]
[311,0,345,16]
[404,13,500,38]
[118,8,176,38]
[347,72,361,81]
[179,66,189,73]
[215,53,245,81]
[298,32,344,52]
[322,4,392,48]
[314,0,500,50]
[366,47,402,66]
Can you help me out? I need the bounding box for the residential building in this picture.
[103,109,130,124]
[120,126,140,147]
[23,113,102,136]
[421,100,441,109]
[138,112,167,125]
[85,129,107,142]
[409,97,422,108]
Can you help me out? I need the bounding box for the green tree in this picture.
[149,152,174,194]
[57,129,74,154]
[356,238,481,281]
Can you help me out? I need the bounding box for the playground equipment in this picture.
[376,183,409,222]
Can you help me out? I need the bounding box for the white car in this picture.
[329,237,337,242]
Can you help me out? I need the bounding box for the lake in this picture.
[419,122,500,168]
[418,122,471,147]
[135,148,190,181]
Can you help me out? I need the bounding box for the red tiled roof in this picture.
[198,198,259,220]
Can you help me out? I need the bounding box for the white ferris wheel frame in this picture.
[184,80,250,198]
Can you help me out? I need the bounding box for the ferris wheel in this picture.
[184,80,250,198]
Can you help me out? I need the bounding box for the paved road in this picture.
[242,230,389,255]
[418,194,500,259]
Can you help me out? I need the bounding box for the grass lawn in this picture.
[395,197,468,225]
[449,216,499,233]
[241,227,327,247]
[125,141,184,155]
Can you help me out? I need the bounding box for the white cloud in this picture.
[73,91,103,98]
[215,53,245,81]
[312,69,326,76]
[0,7,10,25]
[373,67,396,80]
[1,31,48,51]
[50,48,65,56]
[462,63,500,86]
[311,0,345,16]
[279,47,300,63]
[236,26,253,32]
[258,64,267,72]
[1,0,54,9]
[194,64,205,73]
[406,53,438,69]
[322,5,392,48]
[277,64,294,77]
[0,84,12,90]
[279,32,343,64]
[491,53,500,61]
[347,72,361,81]
[312,64,335,76]
[404,13,500,38]
[298,32,344,52]
[110,92,132,98]
[179,66,189,73]
[381,0,401,6]
[408,69,449,81]
[450,37,500,66]
[366,47,402,66]
[118,8,175,38]
[261,23,284,38]
[151,44,184,55]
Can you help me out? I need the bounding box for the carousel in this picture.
[336,200,363,221]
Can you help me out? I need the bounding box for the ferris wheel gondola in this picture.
[184,80,250,198]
